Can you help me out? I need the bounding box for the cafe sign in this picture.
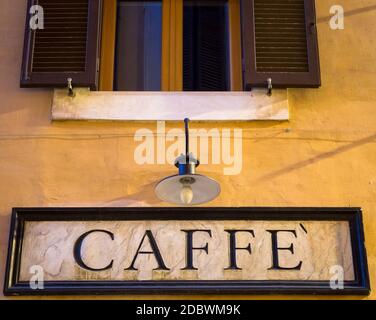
[4,208,370,295]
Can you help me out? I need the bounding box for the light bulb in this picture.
[180,185,193,204]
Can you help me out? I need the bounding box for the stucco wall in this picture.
[0,0,375,299]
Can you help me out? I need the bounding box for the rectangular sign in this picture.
[4,208,370,295]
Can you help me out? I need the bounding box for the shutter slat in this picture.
[31,0,89,73]
[254,0,308,73]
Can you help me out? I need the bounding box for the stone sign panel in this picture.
[4,208,370,295]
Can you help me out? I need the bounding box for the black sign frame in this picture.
[4,207,370,296]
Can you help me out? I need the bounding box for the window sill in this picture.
[51,89,289,121]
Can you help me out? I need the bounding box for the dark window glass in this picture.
[115,1,162,91]
[183,0,230,91]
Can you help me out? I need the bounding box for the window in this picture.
[20,0,320,91]
[183,1,230,91]
[114,1,163,91]
[102,0,242,91]
[114,0,232,91]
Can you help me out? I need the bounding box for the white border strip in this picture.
[52,89,289,121]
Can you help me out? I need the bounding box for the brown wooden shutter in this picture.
[20,0,102,90]
[241,0,321,89]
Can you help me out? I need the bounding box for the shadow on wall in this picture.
[101,181,162,207]
[257,133,376,183]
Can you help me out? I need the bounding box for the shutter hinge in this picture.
[310,22,317,35]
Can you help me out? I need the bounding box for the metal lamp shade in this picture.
[155,174,221,206]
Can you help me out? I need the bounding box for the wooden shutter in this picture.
[241,0,321,89]
[20,0,102,90]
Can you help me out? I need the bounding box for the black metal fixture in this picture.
[155,118,221,205]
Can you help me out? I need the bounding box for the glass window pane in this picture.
[115,1,162,91]
[183,0,230,91]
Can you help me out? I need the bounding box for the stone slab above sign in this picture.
[4,208,370,295]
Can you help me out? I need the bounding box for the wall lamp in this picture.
[155,119,221,206]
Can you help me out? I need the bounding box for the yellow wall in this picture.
[0,0,375,299]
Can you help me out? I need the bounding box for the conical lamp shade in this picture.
[155,174,221,205]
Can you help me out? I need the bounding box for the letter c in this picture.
[73,229,114,271]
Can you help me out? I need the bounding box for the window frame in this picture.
[99,0,243,91]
